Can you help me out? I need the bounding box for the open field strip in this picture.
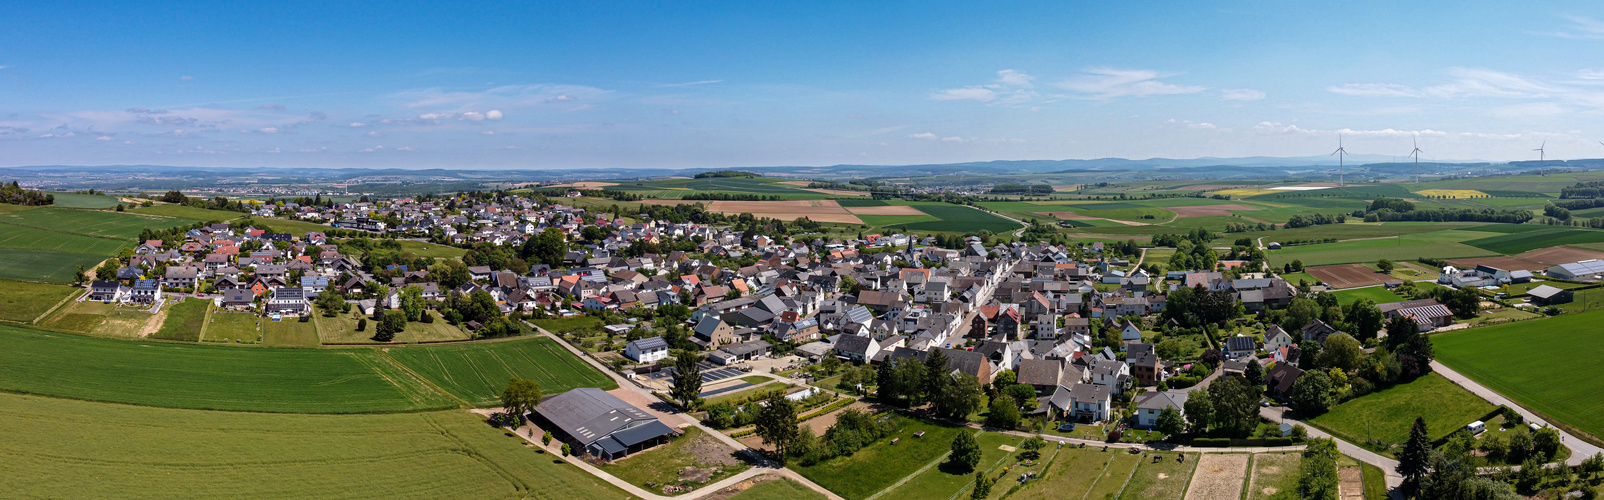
[0,391,626,499]
[0,279,80,323]
[385,336,617,407]
[0,323,455,413]
[1308,373,1495,452]
[1414,189,1490,198]
[1182,453,1249,500]
[44,192,122,208]
[0,206,197,239]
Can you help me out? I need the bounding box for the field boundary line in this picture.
[1111,451,1142,499]
[1240,453,1257,500]
[1177,452,1201,500]
[1079,452,1117,500]
[32,288,83,325]
[376,349,472,409]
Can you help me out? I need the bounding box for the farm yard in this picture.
[1307,264,1395,289]
[0,391,625,499]
[1435,310,1604,444]
[385,336,617,407]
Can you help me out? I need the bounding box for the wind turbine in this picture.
[1534,140,1547,176]
[1409,136,1424,183]
[1331,134,1349,186]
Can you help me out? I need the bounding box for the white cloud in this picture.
[1219,88,1266,101]
[909,132,938,140]
[1541,14,1604,39]
[181,75,193,80]
[940,136,966,143]
[349,122,368,127]
[460,111,485,121]
[486,110,503,120]
[366,131,382,138]
[0,66,8,70]
[481,131,495,136]
[267,148,281,153]
[1327,83,1419,97]
[930,69,1037,104]
[397,146,415,151]
[360,145,384,152]
[258,127,278,134]
[1055,68,1204,100]
[96,135,112,141]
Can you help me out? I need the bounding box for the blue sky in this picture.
[4,1,1604,169]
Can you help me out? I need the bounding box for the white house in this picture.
[1134,390,1188,428]
[1120,321,1143,342]
[1050,383,1113,423]
[1263,325,1295,352]
[624,337,670,364]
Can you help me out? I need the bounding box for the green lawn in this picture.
[532,316,606,335]
[204,311,262,343]
[1010,445,1127,500]
[263,317,322,347]
[0,391,626,499]
[883,431,1021,499]
[0,323,454,413]
[1361,462,1388,500]
[1246,452,1303,500]
[130,203,245,221]
[0,207,196,240]
[317,309,469,343]
[1308,373,1494,451]
[1330,286,1404,305]
[1119,452,1197,500]
[1084,451,1141,499]
[240,216,338,236]
[1435,310,1604,443]
[386,336,616,407]
[791,416,966,500]
[729,478,827,500]
[0,279,78,323]
[151,298,209,341]
[603,427,750,491]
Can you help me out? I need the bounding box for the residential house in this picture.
[624,337,670,363]
[1134,391,1188,428]
[1223,335,1257,359]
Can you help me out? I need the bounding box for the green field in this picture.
[0,323,454,413]
[1435,310,1604,443]
[882,431,1021,499]
[1246,452,1303,500]
[1118,451,1198,500]
[0,221,132,255]
[263,317,322,347]
[241,216,338,236]
[1267,228,1499,267]
[317,309,469,343]
[607,177,828,199]
[151,298,209,341]
[45,192,122,208]
[0,391,626,499]
[131,203,245,221]
[1462,227,1604,255]
[0,280,78,323]
[1330,286,1405,305]
[0,207,196,239]
[37,300,157,339]
[891,204,1021,233]
[834,199,887,207]
[1010,445,1133,500]
[386,336,616,407]
[791,416,966,500]
[730,478,827,500]
[1308,373,1494,451]
[204,311,262,343]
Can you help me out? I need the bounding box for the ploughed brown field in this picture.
[1517,245,1604,266]
[1308,264,1393,289]
[1167,203,1258,218]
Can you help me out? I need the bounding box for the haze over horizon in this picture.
[6,1,1604,169]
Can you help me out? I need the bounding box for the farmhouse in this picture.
[532,388,677,460]
[623,336,670,363]
[1378,299,1455,330]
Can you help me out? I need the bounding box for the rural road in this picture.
[1431,361,1602,466]
[528,324,845,500]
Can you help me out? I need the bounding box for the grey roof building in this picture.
[533,388,676,460]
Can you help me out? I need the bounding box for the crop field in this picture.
[0,249,109,283]
[1463,227,1604,255]
[834,198,887,207]
[0,392,625,499]
[0,279,78,323]
[45,192,122,208]
[130,203,244,221]
[1414,189,1490,198]
[0,323,455,413]
[892,203,1021,233]
[150,298,208,341]
[1267,229,1498,267]
[1308,373,1494,450]
[1515,245,1604,265]
[386,336,616,407]
[609,177,826,197]
[0,207,196,239]
[1308,264,1395,289]
[791,417,965,500]
[0,221,132,255]
[1330,286,1404,306]
[1435,310,1604,443]
[705,200,863,224]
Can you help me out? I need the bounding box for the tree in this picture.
[356,318,367,331]
[754,393,799,463]
[520,228,569,267]
[373,310,406,342]
[1397,417,1432,495]
[1299,439,1341,500]
[949,431,981,472]
[73,265,86,284]
[1156,407,1186,436]
[922,348,951,403]
[1244,360,1265,387]
[316,289,347,317]
[1343,298,1384,342]
[1018,436,1047,460]
[670,353,704,410]
[1384,316,1433,376]
[560,443,572,456]
[499,377,543,423]
[1316,333,1364,372]
[1156,338,1187,360]
[1205,376,1259,437]
[1377,259,1395,274]
[986,396,1020,429]
[541,431,553,446]
[1290,369,1334,414]
[400,285,425,322]
[1533,427,1562,461]
[1285,297,1320,331]
[1183,392,1214,433]
[934,373,985,421]
[1581,453,1604,480]
[875,359,899,402]
[970,471,994,500]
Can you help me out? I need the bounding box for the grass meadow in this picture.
[0,323,454,413]
[386,336,616,407]
[1330,286,1405,306]
[1435,310,1604,443]
[150,298,209,341]
[44,192,122,208]
[883,431,1022,500]
[0,207,196,239]
[1118,451,1197,500]
[1462,226,1604,255]
[0,391,626,499]
[0,279,78,323]
[130,203,245,221]
[895,203,1021,233]
[1308,373,1494,453]
[263,317,322,347]
[791,416,966,500]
